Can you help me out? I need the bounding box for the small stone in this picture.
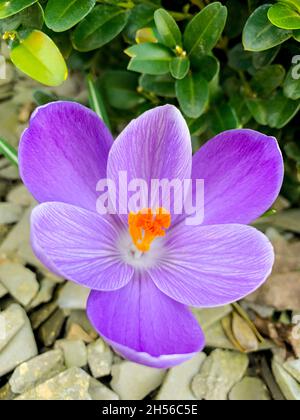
[55,339,87,368]
[0,207,31,255]
[0,261,39,306]
[0,383,16,400]
[0,282,7,298]
[231,312,259,352]
[156,353,206,400]
[0,202,23,224]
[0,165,19,180]
[89,378,119,401]
[205,321,236,350]
[111,361,166,400]
[15,368,92,400]
[192,305,232,330]
[9,349,65,394]
[229,377,271,400]
[58,282,89,310]
[30,301,58,330]
[272,359,300,400]
[16,241,45,270]
[6,184,34,207]
[66,323,94,343]
[0,304,25,351]
[191,349,249,400]
[39,309,66,347]
[0,305,37,377]
[28,278,56,309]
[283,359,300,383]
[66,310,97,340]
[87,338,113,378]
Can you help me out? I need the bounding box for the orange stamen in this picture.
[128,208,171,252]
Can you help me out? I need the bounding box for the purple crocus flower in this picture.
[19,102,283,368]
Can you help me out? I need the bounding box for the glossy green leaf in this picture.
[45,0,96,32]
[126,43,173,75]
[183,2,227,55]
[0,137,18,167]
[228,43,254,71]
[102,70,144,110]
[246,97,269,125]
[208,103,240,136]
[33,90,58,106]
[267,90,300,127]
[284,67,300,99]
[252,45,280,69]
[169,56,190,80]
[87,75,111,130]
[191,54,219,82]
[21,2,44,29]
[139,74,176,97]
[175,72,209,118]
[154,8,181,48]
[0,0,37,19]
[268,3,300,30]
[251,64,286,96]
[10,30,68,86]
[278,0,300,12]
[72,5,129,52]
[243,5,292,51]
[124,4,156,42]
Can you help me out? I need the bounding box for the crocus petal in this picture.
[107,105,192,222]
[191,129,283,225]
[149,223,274,307]
[87,272,205,368]
[19,101,113,212]
[31,202,134,290]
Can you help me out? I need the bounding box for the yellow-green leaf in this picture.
[10,30,68,86]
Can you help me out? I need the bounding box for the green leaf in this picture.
[87,75,111,131]
[191,54,219,82]
[228,43,254,71]
[246,90,300,127]
[243,5,292,51]
[33,90,58,106]
[126,42,173,75]
[169,56,190,80]
[294,28,300,40]
[284,67,300,99]
[252,45,280,69]
[21,2,44,29]
[124,4,155,42]
[278,0,300,13]
[229,91,252,125]
[10,30,68,86]
[183,2,227,55]
[208,103,240,136]
[139,74,176,97]
[71,5,129,52]
[0,0,38,19]
[268,3,300,30]
[175,72,209,118]
[251,64,286,96]
[102,70,144,110]
[154,8,181,48]
[45,0,96,32]
[0,137,18,166]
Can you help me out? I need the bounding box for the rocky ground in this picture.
[0,64,300,401]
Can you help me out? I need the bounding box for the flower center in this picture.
[128,208,171,253]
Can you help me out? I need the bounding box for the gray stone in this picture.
[0,305,37,376]
[283,359,300,382]
[156,353,206,400]
[15,368,92,400]
[30,301,58,330]
[0,202,23,225]
[55,339,87,368]
[191,349,249,400]
[0,207,31,255]
[66,310,98,340]
[192,305,232,331]
[229,377,271,400]
[28,278,56,309]
[9,349,65,394]
[0,165,19,180]
[0,282,7,298]
[111,361,166,400]
[6,184,34,207]
[205,321,236,350]
[89,378,119,401]
[87,338,113,378]
[0,261,39,306]
[38,309,66,347]
[272,359,300,400]
[0,303,25,351]
[57,282,89,310]
[16,241,45,270]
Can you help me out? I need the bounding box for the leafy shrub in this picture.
[1,0,300,203]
